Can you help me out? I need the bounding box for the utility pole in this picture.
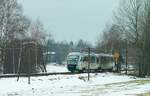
[17,43,23,82]
[125,39,129,75]
[12,39,16,74]
[143,33,146,75]
[88,47,90,81]
[125,45,128,75]
[13,44,15,74]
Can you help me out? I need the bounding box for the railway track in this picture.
[0,69,135,78]
[0,71,101,78]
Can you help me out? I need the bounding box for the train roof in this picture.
[67,52,113,57]
[68,52,98,57]
[96,53,113,57]
[68,52,82,56]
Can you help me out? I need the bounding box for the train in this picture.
[66,52,115,72]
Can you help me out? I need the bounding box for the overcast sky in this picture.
[18,0,120,45]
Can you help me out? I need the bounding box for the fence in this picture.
[0,39,47,74]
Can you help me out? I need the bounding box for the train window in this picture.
[97,57,99,63]
[68,55,79,59]
[83,56,96,63]
[91,56,96,63]
[101,57,113,64]
[83,56,88,62]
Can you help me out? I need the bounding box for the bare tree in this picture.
[29,19,48,44]
[0,0,30,47]
[140,0,150,75]
[96,24,123,53]
[113,0,145,76]
[115,0,143,45]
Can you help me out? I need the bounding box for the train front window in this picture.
[67,55,79,65]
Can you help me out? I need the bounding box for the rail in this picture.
[0,71,101,78]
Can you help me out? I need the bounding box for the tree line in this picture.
[0,0,93,74]
[46,39,92,64]
[96,0,150,76]
[2,0,150,76]
[0,0,53,73]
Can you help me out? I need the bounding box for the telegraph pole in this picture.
[125,40,128,75]
[88,47,90,81]
[13,43,15,74]
[125,47,128,74]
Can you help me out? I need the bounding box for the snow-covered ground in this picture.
[0,65,150,96]
[46,64,69,72]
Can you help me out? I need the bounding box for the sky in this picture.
[18,0,120,45]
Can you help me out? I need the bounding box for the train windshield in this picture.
[67,55,79,65]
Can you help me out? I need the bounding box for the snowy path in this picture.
[0,65,150,96]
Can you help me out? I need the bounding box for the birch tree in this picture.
[0,0,30,47]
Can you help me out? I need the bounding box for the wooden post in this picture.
[126,41,128,74]
[28,61,31,84]
[28,44,32,84]
[12,40,16,74]
[17,45,22,81]
[143,38,146,75]
[35,43,38,68]
[13,46,15,74]
[88,47,90,81]
[44,46,48,72]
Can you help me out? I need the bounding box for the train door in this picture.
[90,55,98,69]
[101,56,114,70]
[96,56,101,70]
[81,54,99,70]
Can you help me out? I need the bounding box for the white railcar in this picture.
[67,52,115,72]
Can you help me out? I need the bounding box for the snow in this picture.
[0,65,150,96]
[46,64,69,72]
